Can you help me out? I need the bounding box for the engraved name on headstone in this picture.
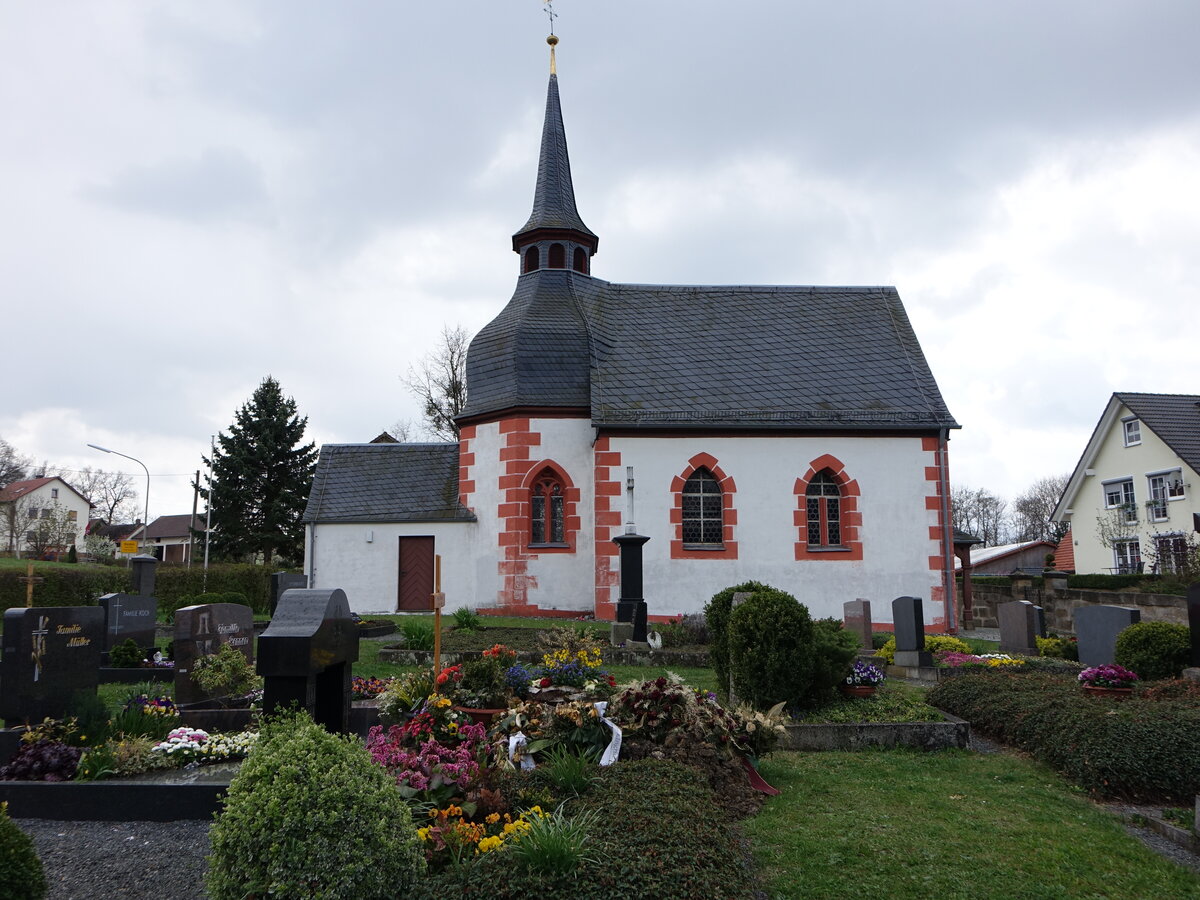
[1,606,104,726]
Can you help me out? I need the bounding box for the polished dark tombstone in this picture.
[892,596,932,667]
[1187,583,1200,668]
[1075,605,1141,667]
[98,592,157,652]
[257,588,359,734]
[269,572,308,617]
[1,607,104,726]
[998,600,1040,657]
[844,599,873,649]
[613,533,651,643]
[174,603,255,705]
[130,555,158,597]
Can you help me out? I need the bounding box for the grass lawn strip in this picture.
[748,750,1200,899]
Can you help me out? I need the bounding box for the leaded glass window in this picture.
[806,472,842,547]
[682,469,723,545]
[530,471,565,545]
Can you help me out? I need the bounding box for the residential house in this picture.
[1053,393,1200,574]
[144,514,205,564]
[304,42,960,624]
[0,476,91,558]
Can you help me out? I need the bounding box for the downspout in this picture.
[307,523,316,588]
[938,428,957,633]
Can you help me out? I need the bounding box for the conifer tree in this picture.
[201,377,317,566]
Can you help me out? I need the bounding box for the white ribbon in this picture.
[594,701,622,767]
[508,730,535,771]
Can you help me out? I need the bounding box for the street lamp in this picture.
[87,443,151,555]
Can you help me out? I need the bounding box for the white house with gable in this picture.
[304,42,960,628]
[0,476,91,558]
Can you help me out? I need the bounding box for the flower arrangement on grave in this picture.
[389,693,472,747]
[190,644,262,705]
[493,699,612,764]
[844,660,886,686]
[935,651,1024,669]
[378,669,438,724]
[352,676,394,701]
[456,646,517,710]
[1078,664,1139,689]
[530,648,617,698]
[149,727,259,766]
[609,674,758,759]
[123,694,179,718]
[366,720,489,808]
[416,803,547,871]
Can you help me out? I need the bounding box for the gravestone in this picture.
[1,606,104,726]
[130,555,158,597]
[1187,583,1200,669]
[843,599,873,649]
[613,533,651,645]
[892,596,932,667]
[257,588,359,734]
[998,600,1040,656]
[98,592,157,652]
[269,572,309,617]
[725,591,755,705]
[1075,605,1141,667]
[174,603,255,706]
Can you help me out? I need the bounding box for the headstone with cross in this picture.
[1,606,104,726]
[98,592,157,653]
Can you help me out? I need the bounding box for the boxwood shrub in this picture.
[415,759,759,899]
[1114,621,1190,681]
[727,588,815,710]
[207,711,424,899]
[0,802,46,900]
[703,580,774,694]
[928,670,1200,801]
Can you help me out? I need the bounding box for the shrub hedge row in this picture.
[0,563,279,614]
[415,758,758,899]
[928,671,1200,801]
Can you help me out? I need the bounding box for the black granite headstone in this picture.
[892,596,932,667]
[1187,583,1200,668]
[257,588,359,734]
[174,603,255,705]
[998,600,1039,656]
[1075,605,1141,667]
[98,592,157,652]
[613,533,650,643]
[1,606,104,726]
[130,555,158,597]
[269,572,308,617]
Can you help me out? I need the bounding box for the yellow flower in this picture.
[485,812,500,824]
[417,827,430,841]
[477,836,502,853]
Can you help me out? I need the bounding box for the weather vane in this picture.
[543,0,558,35]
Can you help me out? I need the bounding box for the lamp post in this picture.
[87,443,151,554]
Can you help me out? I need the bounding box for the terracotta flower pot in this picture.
[454,706,507,727]
[1081,684,1133,700]
[839,684,877,698]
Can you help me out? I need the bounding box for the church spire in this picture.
[512,34,598,274]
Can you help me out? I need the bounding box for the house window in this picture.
[682,468,724,546]
[50,488,58,499]
[1103,478,1137,524]
[806,471,843,547]
[529,469,566,546]
[1123,418,1141,446]
[67,510,77,521]
[1155,535,1190,574]
[27,507,37,519]
[1113,539,1141,575]
[40,509,51,519]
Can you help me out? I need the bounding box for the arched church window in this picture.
[573,246,587,273]
[548,243,566,268]
[530,469,566,545]
[682,468,724,545]
[523,246,540,273]
[806,471,842,547]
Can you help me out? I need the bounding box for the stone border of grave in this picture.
[377,645,710,668]
[97,667,174,684]
[782,709,969,751]
[358,621,397,638]
[0,781,227,821]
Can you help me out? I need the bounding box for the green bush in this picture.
[207,711,424,899]
[875,633,972,664]
[400,619,435,651]
[1066,573,1149,591]
[1036,634,1079,661]
[108,638,144,668]
[191,644,261,699]
[0,564,129,608]
[703,580,774,694]
[1115,622,1191,681]
[727,588,814,710]
[928,670,1200,801]
[871,631,893,650]
[416,759,757,899]
[0,802,46,900]
[809,618,862,702]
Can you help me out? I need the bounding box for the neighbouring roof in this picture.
[1115,392,1200,473]
[303,444,476,524]
[953,539,1056,571]
[461,272,959,431]
[89,521,142,541]
[145,514,205,539]
[0,476,91,505]
[1053,529,1075,572]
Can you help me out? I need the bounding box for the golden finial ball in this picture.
[547,34,559,47]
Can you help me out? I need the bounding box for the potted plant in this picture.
[454,646,515,725]
[1078,664,1138,698]
[840,660,885,697]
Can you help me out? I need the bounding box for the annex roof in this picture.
[303,444,475,524]
[953,539,1056,571]
[145,514,205,539]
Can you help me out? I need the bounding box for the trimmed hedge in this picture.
[704,580,774,694]
[0,563,278,614]
[1115,622,1190,680]
[928,670,1200,801]
[415,758,758,899]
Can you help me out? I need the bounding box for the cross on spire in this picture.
[543,0,558,35]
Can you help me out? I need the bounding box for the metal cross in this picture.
[543,0,558,34]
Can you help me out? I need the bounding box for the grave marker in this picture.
[257,588,359,734]
[998,600,1040,657]
[269,572,308,617]
[174,603,255,706]
[98,592,157,652]
[892,596,932,667]
[1187,583,1200,669]
[130,555,158,597]
[1075,605,1141,667]
[1,606,104,726]
[844,599,873,649]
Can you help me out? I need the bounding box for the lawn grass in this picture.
[747,750,1200,899]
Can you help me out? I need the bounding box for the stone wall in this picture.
[962,582,1186,635]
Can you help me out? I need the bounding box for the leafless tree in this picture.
[1010,474,1071,543]
[22,502,80,559]
[0,437,31,488]
[73,467,139,523]
[385,419,416,442]
[951,484,1011,547]
[404,324,470,442]
[0,492,37,555]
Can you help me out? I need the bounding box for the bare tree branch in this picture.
[403,325,470,442]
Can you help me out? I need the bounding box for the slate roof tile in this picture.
[1115,392,1200,472]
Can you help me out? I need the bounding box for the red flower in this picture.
[540,677,552,688]
[436,673,448,685]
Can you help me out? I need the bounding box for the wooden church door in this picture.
[397,536,435,611]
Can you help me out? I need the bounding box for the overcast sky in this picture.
[4,1,1199,522]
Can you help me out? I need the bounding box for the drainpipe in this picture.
[938,428,957,632]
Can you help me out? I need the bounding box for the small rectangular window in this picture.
[1123,418,1141,446]
[27,507,38,519]
[67,510,78,521]
[50,488,58,499]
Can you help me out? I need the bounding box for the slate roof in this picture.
[303,444,475,524]
[461,272,958,430]
[513,73,596,245]
[1115,392,1200,473]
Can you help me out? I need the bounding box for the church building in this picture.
[303,37,960,628]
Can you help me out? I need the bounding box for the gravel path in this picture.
[15,819,211,900]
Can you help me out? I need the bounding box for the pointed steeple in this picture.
[512,35,598,274]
